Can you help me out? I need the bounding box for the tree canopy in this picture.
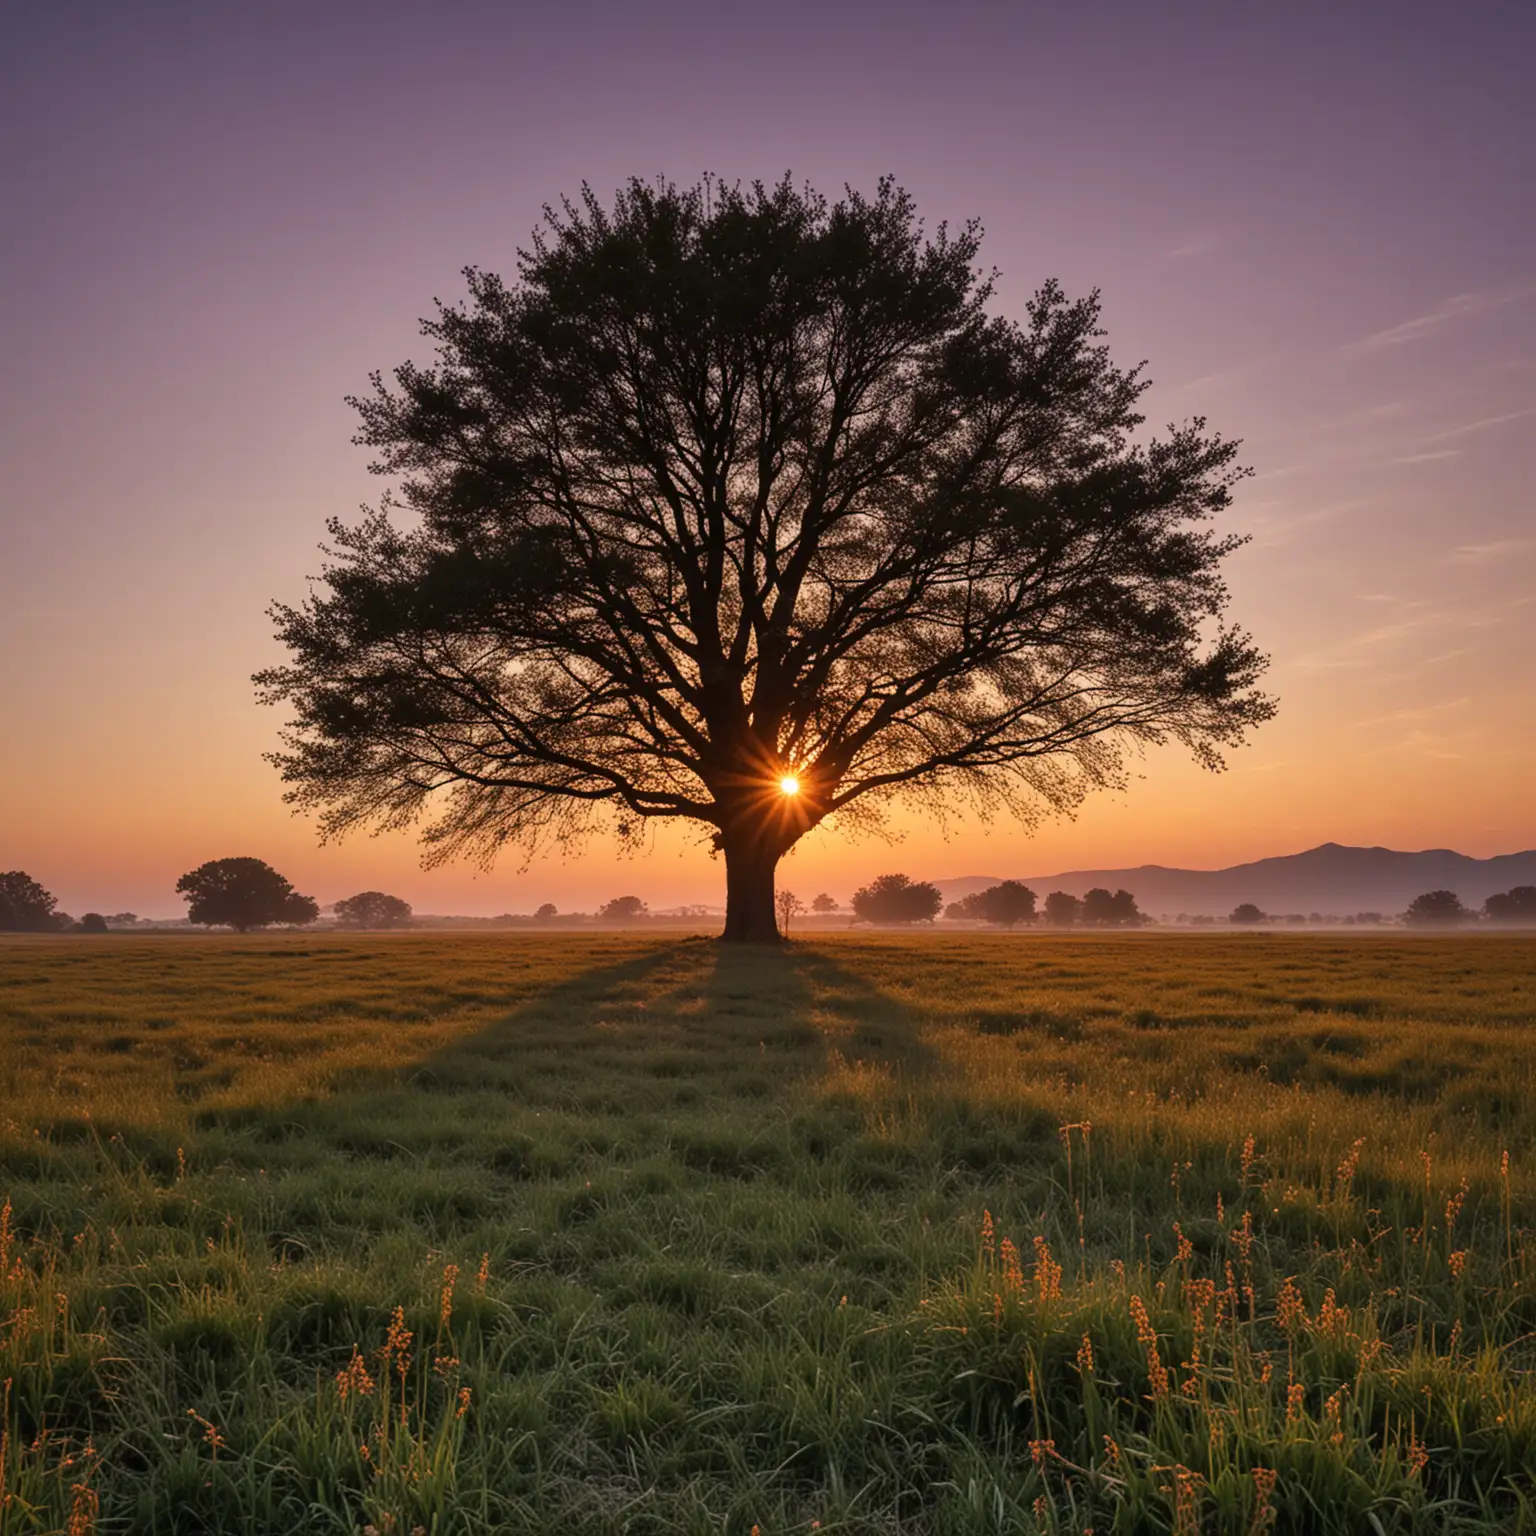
[1081,887,1146,927]
[259,176,1273,942]
[334,890,414,929]
[950,880,1037,927]
[1230,903,1265,925]
[1484,887,1536,924]
[176,858,319,933]
[1042,891,1082,926]
[851,873,943,924]
[0,871,61,932]
[1404,890,1470,927]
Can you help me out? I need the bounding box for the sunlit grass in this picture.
[0,931,1532,1532]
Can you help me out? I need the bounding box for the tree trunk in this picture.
[720,834,782,943]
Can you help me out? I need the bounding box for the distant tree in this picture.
[599,895,648,923]
[1230,903,1265,925]
[775,889,804,936]
[944,899,973,921]
[1404,890,1469,927]
[971,880,1038,929]
[1354,912,1384,926]
[175,858,319,933]
[109,912,139,927]
[850,874,943,925]
[1081,887,1145,926]
[534,902,558,921]
[257,177,1274,945]
[1484,886,1536,923]
[334,891,414,929]
[0,871,61,932]
[1043,891,1081,926]
[77,913,109,934]
[811,893,838,915]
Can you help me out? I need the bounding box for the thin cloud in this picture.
[1388,449,1461,465]
[1451,538,1536,563]
[1424,404,1536,443]
[1343,286,1536,353]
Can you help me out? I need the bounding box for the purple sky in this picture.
[3,0,1533,917]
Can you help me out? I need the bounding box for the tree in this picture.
[1484,886,1536,923]
[850,873,943,924]
[775,888,804,935]
[1079,887,1145,927]
[970,880,1037,928]
[599,894,648,922]
[334,890,414,928]
[1230,902,1265,925]
[1043,891,1081,926]
[811,893,838,914]
[258,177,1273,944]
[534,902,559,920]
[77,913,109,934]
[109,912,139,926]
[0,871,60,932]
[175,858,319,933]
[1404,890,1469,927]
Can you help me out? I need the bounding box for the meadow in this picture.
[0,930,1533,1535]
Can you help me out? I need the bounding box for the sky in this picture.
[2,0,1532,917]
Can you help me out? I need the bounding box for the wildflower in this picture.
[1285,1381,1305,1423]
[476,1251,491,1292]
[1172,1222,1193,1263]
[1323,1386,1347,1444]
[1029,1438,1056,1468]
[439,1263,459,1331]
[1335,1137,1365,1198]
[1448,1249,1467,1278]
[1407,1436,1428,1475]
[1000,1238,1024,1295]
[981,1208,996,1261]
[1129,1294,1169,1400]
[337,1345,376,1400]
[67,1480,98,1536]
[1240,1134,1256,1185]
[187,1409,225,1457]
[1033,1495,1049,1529]
[1076,1333,1095,1375]
[1275,1277,1305,1331]
[1102,1434,1122,1468]
[1249,1467,1278,1535]
[381,1306,413,1383]
[456,1385,471,1419]
[1445,1177,1468,1233]
[1168,1465,1202,1536]
[1033,1236,1062,1302]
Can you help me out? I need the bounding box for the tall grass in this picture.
[0,932,1532,1532]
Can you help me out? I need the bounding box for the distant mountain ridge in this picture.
[936,843,1536,918]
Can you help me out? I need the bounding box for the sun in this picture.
[779,775,800,797]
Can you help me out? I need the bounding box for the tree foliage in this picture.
[258,176,1273,942]
[599,895,648,922]
[1042,890,1082,926]
[951,880,1037,927]
[1230,902,1265,925]
[1404,890,1469,927]
[0,871,61,932]
[1081,887,1146,926]
[1483,886,1536,924]
[851,873,943,924]
[176,858,319,933]
[77,913,109,934]
[334,890,414,929]
[811,893,838,914]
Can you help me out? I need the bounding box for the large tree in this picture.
[177,858,319,933]
[0,871,61,932]
[259,177,1273,942]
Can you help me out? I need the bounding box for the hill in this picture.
[937,842,1536,918]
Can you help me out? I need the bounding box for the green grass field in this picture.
[1,931,1533,1534]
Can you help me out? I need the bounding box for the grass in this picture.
[0,930,1533,1534]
